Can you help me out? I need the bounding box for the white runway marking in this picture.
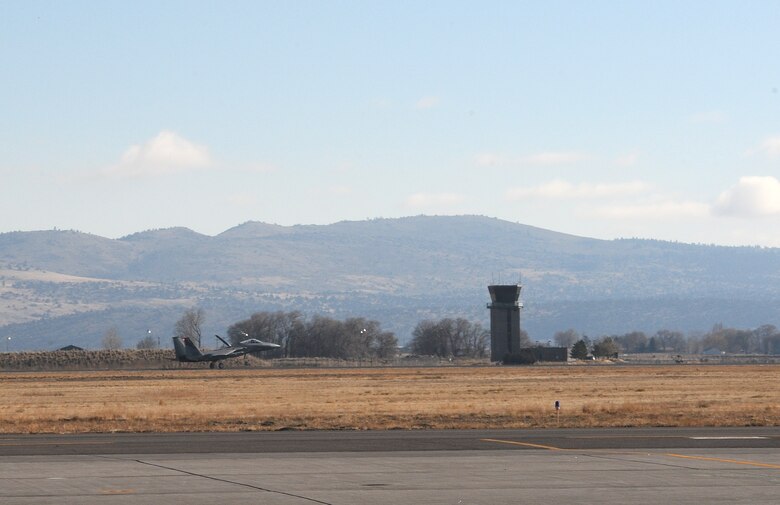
[689,436,768,440]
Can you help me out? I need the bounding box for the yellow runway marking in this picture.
[100,488,135,495]
[481,438,780,470]
[481,438,564,451]
[665,453,780,470]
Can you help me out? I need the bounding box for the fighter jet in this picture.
[172,334,280,368]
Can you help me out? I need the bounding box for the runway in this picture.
[2,428,780,504]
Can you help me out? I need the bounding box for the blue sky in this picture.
[2,1,780,245]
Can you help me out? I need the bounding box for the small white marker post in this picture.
[554,400,560,426]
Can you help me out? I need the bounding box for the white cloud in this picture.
[506,179,650,201]
[520,152,588,165]
[415,96,440,110]
[614,152,639,167]
[106,130,211,177]
[591,201,710,219]
[404,192,465,208]
[235,162,278,174]
[760,136,780,158]
[713,176,780,217]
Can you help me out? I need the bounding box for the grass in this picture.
[1,365,778,433]
[0,349,459,371]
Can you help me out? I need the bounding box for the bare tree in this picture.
[410,319,447,356]
[175,307,205,348]
[136,334,158,349]
[553,329,579,348]
[228,311,305,358]
[754,324,780,354]
[459,318,489,358]
[231,311,398,359]
[613,331,648,353]
[519,328,532,348]
[410,318,488,358]
[654,329,687,353]
[592,337,620,358]
[374,331,399,358]
[101,327,123,350]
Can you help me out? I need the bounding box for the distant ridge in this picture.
[121,227,209,242]
[218,221,292,238]
[1,215,779,350]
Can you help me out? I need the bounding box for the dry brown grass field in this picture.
[1,365,778,434]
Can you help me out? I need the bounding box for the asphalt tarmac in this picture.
[2,428,780,504]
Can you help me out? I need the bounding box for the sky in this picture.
[2,1,780,246]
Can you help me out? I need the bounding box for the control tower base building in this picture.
[487,284,523,362]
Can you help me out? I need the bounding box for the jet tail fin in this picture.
[215,334,231,348]
[172,336,203,362]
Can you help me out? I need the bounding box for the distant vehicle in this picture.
[172,334,280,368]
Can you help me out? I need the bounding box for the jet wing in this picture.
[202,347,248,359]
[240,339,282,352]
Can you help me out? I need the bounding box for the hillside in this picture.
[1,216,780,350]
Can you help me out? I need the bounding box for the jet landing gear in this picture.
[209,362,225,369]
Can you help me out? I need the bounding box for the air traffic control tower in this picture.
[487,284,523,362]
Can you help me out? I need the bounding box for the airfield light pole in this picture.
[6,336,10,352]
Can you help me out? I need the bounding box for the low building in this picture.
[58,345,84,351]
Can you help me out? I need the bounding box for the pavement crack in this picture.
[578,452,699,470]
[133,459,334,505]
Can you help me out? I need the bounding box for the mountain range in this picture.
[1,215,779,350]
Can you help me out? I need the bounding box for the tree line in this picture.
[129,309,399,359]
[554,323,780,356]
[408,318,492,358]
[124,307,780,359]
[227,310,398,359]
[126,308,494,359]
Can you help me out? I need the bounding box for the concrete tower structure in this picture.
[487,284,523,362]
